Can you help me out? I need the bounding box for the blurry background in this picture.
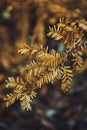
[0,0,87,130]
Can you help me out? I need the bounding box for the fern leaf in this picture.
[20,91,36,111]
[18,42,29,55]
[61,66,73,92]
[47,25,64,40]
[6,77,25,89]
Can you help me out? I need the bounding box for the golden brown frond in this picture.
[5,77,25,89]
[61,66,73,92]
[47,17,84,49]
[26,62,45,77]
[20,94,32,111]
[17,42,47,60]
[77,19,87,32]
[4,92,21,107]
[20,91,36,111]
[4,76,37,110]
[4,17,87,111]
[74,60,87,74]
[72,51,83,67]
[47,25,63,41]
[17,42,30,55]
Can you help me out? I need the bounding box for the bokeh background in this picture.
[0,0,87,130]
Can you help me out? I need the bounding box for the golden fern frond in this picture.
[35,66,63,88]
[24,47,61,72]
[61,66,73,92]
[4,77,26,108]
[4,92,21,107]
[4,18,87,110]
[47,25,74,49]
[36,51,55,62]
[26,62,46,77]
[81,41,87,51]
[4,93,16,107]
[20,91,36,111]
[4,76,37,110]
[36,72,55,88]
[47,17,84,49]
[18,42,44,57]
[5,77,25,89]
[17,42,30,55]
[20,94,32,111]
[24,73,37,85]
[72,51,83,67]
[58,17,84,38]
[35,48,62,68]
[36,51,61,66]
[58,17,78,33]
[47,25,63,40]
[74,60,87,74]
[77,19,87,32]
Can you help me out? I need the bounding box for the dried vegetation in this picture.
[0,0,87,110]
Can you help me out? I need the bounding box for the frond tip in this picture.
[4,76,37,110]
[47,25,63,40]
[5,77,25,88]
[61,66,73,92]
[18,42,29,55]
[20,91,36,111]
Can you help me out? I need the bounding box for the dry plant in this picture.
[0,0,84,90]
[0,0,87,71]
[3,17,87,111]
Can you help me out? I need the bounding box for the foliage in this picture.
[4,17,87,110]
